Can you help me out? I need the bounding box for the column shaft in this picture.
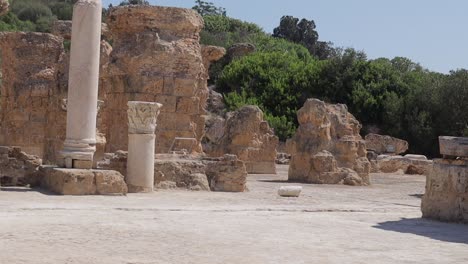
[60,0,102,169]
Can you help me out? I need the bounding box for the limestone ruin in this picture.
[100,152,248,192]
[0,5,212,165]
[288,99,370,186]
[422,136,468,223]
[0,146,42,186]
[375,154,433,175]
[365,133,409,155]
[207,105,279,174]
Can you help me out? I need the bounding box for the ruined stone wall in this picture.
[0,32,65,159]
[0,6,212,163]
[102,6,207,154]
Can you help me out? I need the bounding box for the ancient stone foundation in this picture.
[288,99,370,186]
[422,136,468,223]
[40,166,127,195]
[100,152,248,192]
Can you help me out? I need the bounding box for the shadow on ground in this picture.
[375,218,468,244]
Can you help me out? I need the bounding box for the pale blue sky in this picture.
[103,0,468,73]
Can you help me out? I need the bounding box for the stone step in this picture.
[439,136,468,157]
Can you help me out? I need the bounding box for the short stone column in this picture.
[126,101,162,193]
[59,0,102,169]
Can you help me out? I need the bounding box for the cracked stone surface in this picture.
[1,165,468,263]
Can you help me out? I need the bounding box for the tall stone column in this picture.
[127,101,163,193]
[59,0,102,169]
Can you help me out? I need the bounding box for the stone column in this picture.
[59,0,102,169]
[127,101,162,193]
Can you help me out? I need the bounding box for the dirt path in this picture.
[1,165,467,264]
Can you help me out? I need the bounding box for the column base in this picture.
[59,139,96,169]
[127,184,153,193]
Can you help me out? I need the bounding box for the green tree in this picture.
[273,15,334,59]
[218,51,322,140]
[192,0,226,16]
[11,0,53,23]
[119,0,150,6]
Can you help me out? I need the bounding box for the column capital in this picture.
[127,101,163,134]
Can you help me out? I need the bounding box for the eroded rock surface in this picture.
[377,154,432,175]
[0,146,42,186]
[365,133,408,155]
[51,20,111,40]
[422,158,468,223]
[208,106,279,174]
[40,167,128,195]
[288,99,370,186]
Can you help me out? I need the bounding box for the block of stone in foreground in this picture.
[40,166,127,195]
[205,155,248,192]
[421,159,468,223]
[439,136,468,158]
[278,186,302,197]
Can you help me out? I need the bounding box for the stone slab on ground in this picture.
[40,166,127,195]
[1,166,468,264]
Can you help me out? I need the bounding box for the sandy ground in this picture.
[1,165,467,264]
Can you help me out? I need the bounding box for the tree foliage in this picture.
[119,0,150,6]
[192,0,226,16]
[273,15,335,59]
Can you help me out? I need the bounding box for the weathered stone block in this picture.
[174,79,197,97]
[176,96,200,114]
[154,95,177,113]
[206,155,247,192]
[421,159,468,223]
[278,186,302,197]
[95,170,128,195]
[41,167,96,195]
[439,136,468,158]
[40,167,127,195]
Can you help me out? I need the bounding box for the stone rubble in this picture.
[376,154,432,175]
[0,146,42,187]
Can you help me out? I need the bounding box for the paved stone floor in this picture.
[1,165,467,264]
